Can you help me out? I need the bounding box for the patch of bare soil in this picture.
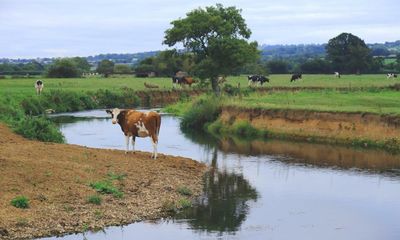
[0,124,206,240]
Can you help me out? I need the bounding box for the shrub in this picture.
[89,181,123,198]
[180,96,221,131]
[87,195,102,205]
[177,186,192,196]
[177,198,192,209]
[231,120,259,138]
[14,116,64,143]
[11,196,29,209]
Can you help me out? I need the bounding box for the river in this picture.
[41,109,400,240]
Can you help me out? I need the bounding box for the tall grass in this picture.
[180,95,222,131]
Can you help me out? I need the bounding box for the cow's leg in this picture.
[131,136,136,152]
[151,135,158,159]
[125,135,130,153]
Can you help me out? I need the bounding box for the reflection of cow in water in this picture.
[172,76,195,88]
[35,80,44,95]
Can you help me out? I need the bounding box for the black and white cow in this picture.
[35,80,44,95]
[248,75,269,86]
[334,72,341,78]
[290,74,302,82]
[387,73,398,79]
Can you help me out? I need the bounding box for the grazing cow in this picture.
[290,74,302,82]
[387,73,398,79]
[334,72,341,78]
[35,80,44,95]
[248,75,269,86]
[182,76,195,87]
[106,108,161,159]
[172,76,184,88]
[172,76,195,88]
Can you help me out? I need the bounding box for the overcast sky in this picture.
[1,0,399,58]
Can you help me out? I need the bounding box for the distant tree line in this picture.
[1,32,400,78]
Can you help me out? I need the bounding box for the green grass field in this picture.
[0,73,397,99]
[224,90,400,115]
[1,74,399,115]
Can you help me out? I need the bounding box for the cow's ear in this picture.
[106,109,112,114]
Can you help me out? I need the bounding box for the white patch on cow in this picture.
[152,138,158,159]
[135,121,149,137]
[111,108,121,124]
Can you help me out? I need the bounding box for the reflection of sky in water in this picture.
[41,110,400,240]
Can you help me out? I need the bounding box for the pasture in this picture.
[0,74,398,101]
[224,90,400,115]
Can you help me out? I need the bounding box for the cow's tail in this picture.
[155,114,161,137]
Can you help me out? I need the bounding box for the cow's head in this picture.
[106,108,121,124]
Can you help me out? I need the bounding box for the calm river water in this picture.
[41,109,400,240]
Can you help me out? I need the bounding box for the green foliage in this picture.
[177,186,193,196]
[11,196,30,209]
[266,60,289,74]
[89,181,123,198]
[14,116,64,143]
[178,198,192,209]
[164,4,259,91]
[114,64,132,74]
[231,121,259,138]
[97,60,115,77]
[46,58,88,78]
[21,90,98,115]
[326,33,372,74]
[180,96,221,131]
[87,195,102,205]
[135,50,195,77]
[300,59,332,74]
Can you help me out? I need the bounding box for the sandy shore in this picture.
[0,124,206,240]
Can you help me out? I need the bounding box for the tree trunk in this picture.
[211,77,220,96]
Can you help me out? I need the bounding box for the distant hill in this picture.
[260,41,400,60]
[86,51,159,64]
[1,41,399,65]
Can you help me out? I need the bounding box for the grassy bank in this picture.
[164,90,400,152]
[224,89,400,115]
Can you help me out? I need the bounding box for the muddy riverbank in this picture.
[218,106,400,151]
[0,124,206,240]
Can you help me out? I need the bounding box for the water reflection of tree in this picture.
[177,149,258,233]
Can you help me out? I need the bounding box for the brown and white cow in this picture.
[106,108,161,159]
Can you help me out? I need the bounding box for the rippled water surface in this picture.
[41,110,400,240]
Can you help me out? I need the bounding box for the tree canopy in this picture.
[326,33,372,74]
[164,4,259,91]
[96,59,115,77]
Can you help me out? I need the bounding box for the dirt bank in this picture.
[219,106,400,150]
[135,89,204,107]
[0,124,206,240]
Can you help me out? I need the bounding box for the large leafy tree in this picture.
[96,59,115,77]
[163,4,259,91]
[326,33,372,74]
